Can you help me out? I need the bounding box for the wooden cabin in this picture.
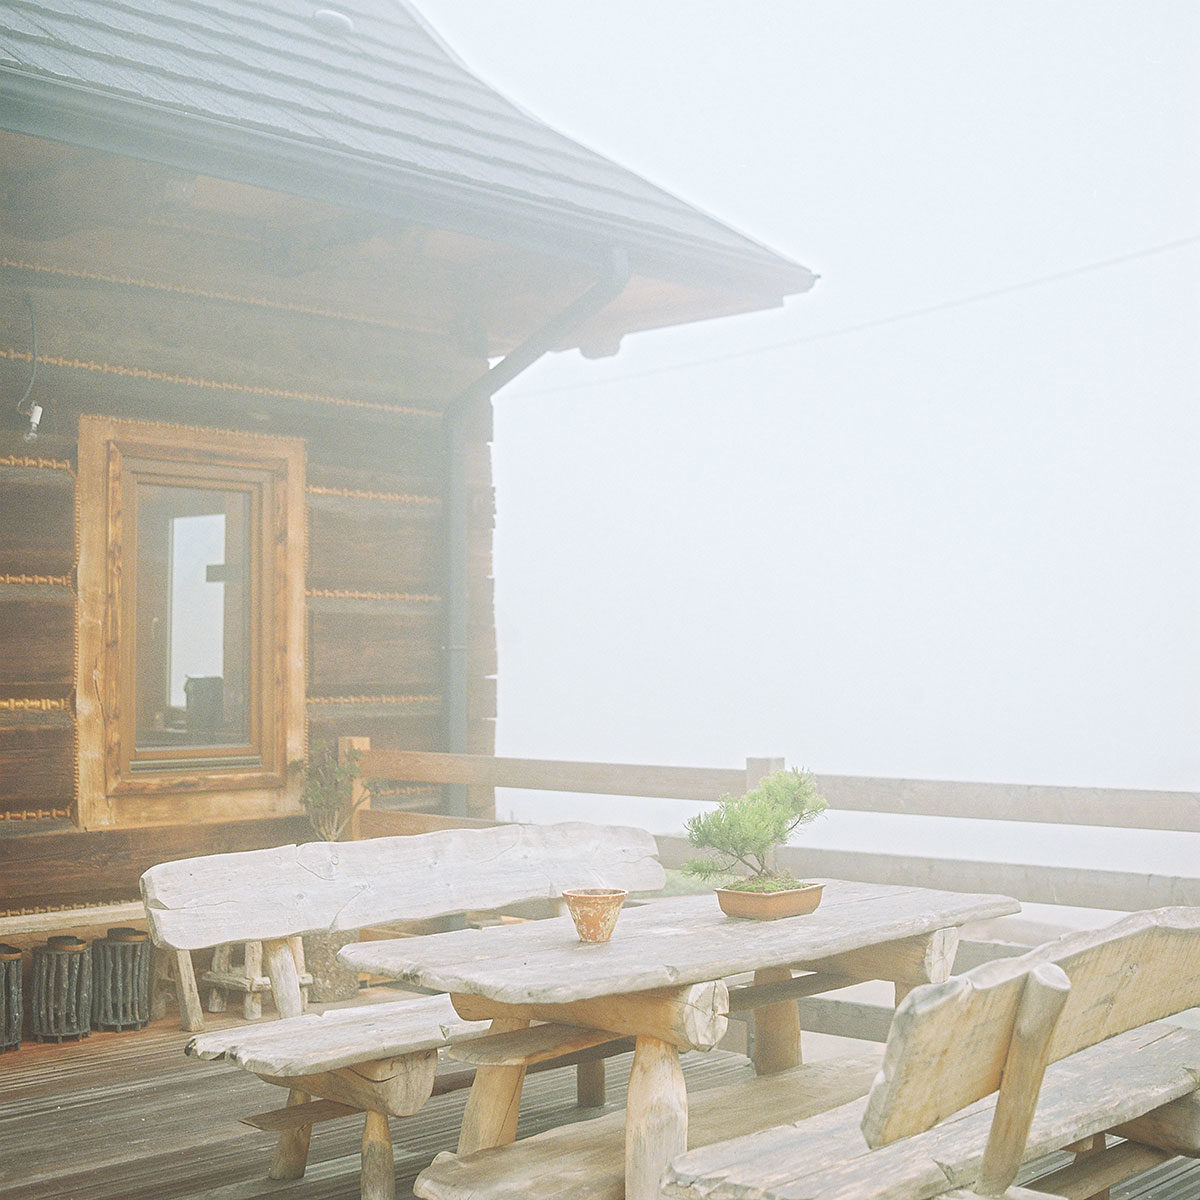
[0,2,814,918]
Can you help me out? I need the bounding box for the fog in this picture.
[412,3,1200,845]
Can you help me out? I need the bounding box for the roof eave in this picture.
[0,67,815,303]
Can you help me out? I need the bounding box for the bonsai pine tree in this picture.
[683,768,827,892]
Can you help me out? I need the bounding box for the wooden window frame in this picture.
[76,417,306,829]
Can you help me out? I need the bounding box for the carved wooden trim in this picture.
[76,416,306,828]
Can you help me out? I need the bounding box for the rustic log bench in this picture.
[660,906,1200,1200]
[140,821,665,1200]
[412,906,1200,1200]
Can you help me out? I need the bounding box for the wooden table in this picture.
[341,880,1019,1200]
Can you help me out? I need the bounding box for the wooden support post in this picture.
[287,935,308,1010]
[746,757,786,876]
[1066,1133,1109,1200]
[243,940,263,1020]
[751,966,801,1075]
[262,938,304,1020]
[174,948,204,1033]
[974,963,1071,1197]
[341,736,372,840]
[207,943,231,1012]
[268,1087,313,1180]
[576,1058,606,1107]
[360,1109,395,1200]
[457,1018,529,1154]
[625,1035,687,1200]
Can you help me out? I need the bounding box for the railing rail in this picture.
[353,745,1200,914]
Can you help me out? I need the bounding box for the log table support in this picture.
[751,966,802,1075]
[457,1017,530,1154]
[268,1087,313,1180]
[173,948,204,1033]
[576,1057,606,1107]
[626,1035,688,1200]
[263,938,311,1179]
[361,1110,395,1200]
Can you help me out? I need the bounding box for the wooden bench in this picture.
[412,906,1200,1200]
[659,906,1200,1200]
[140,821,665,1200]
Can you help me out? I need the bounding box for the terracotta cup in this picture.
[562,888,627,943]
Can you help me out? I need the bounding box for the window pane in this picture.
[135,484,252,750]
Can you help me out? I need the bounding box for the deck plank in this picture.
[2,997,1198,1200]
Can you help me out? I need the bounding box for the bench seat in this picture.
[658,1021,1200,1200]
[413,1048,884,1200]
[186,992,487,1076]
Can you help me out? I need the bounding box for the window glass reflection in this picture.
[135,485,252,750]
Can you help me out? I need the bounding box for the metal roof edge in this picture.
[0,67,815,301]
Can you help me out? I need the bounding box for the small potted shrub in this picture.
[294,741,367,843]
[682,768,828,919]
[292,741,369,999]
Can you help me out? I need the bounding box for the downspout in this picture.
[441,246,630,816]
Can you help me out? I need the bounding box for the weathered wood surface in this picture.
[142,822,664,950]
[449,981,729,1051]
[260,1049,440,1118]
[341,883,1019,1006]
[973,962,1071,1196]
[1114,1088,1200,1155]
[661,1021,1200,1200]
[446,1022,623,1067]
[862,907,1200,1147]
[186,992,486,1076]
[413,1049,883,1200]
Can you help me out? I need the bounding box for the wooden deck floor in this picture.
[2,999,1198,1200]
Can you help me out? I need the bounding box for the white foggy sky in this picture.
[412,2,1200,805]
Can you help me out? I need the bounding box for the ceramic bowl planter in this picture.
[715,881,824,921]
[563,888,627,942]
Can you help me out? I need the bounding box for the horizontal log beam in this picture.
[450,981,729,1051]
[656,836,1200,912]
[795,996,895,1043]
[812,774,1200,833]
[360,750,748,803]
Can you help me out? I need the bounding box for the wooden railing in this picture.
[352,745,1200,915]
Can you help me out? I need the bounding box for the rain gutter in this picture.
[441,246,630,816]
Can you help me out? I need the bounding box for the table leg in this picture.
[625,1035,687,1200]
[752,966,801,1074]
[457,1017,530,1154]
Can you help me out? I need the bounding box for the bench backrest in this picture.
[141,821,664,951]
[862,905,1200,1149]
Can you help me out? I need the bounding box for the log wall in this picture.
[0,194,498,910]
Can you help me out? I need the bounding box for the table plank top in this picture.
[339,880,1018,1006]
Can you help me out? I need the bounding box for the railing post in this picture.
[339,736,371,840]
[746,757,786,874]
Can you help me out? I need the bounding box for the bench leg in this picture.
[243,941,263,1021]
[457,1018,529,1154]
[174,949,205,1033]
[288,936,310,1011]
[576,1058,606,1107]
[625,1035,687,1200]
[360,1110,395,1200]
[206,944,232,1013]
[752,966,801,1074]
[269,1088,313,1180]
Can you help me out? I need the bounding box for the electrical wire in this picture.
[511,233,1200,397]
